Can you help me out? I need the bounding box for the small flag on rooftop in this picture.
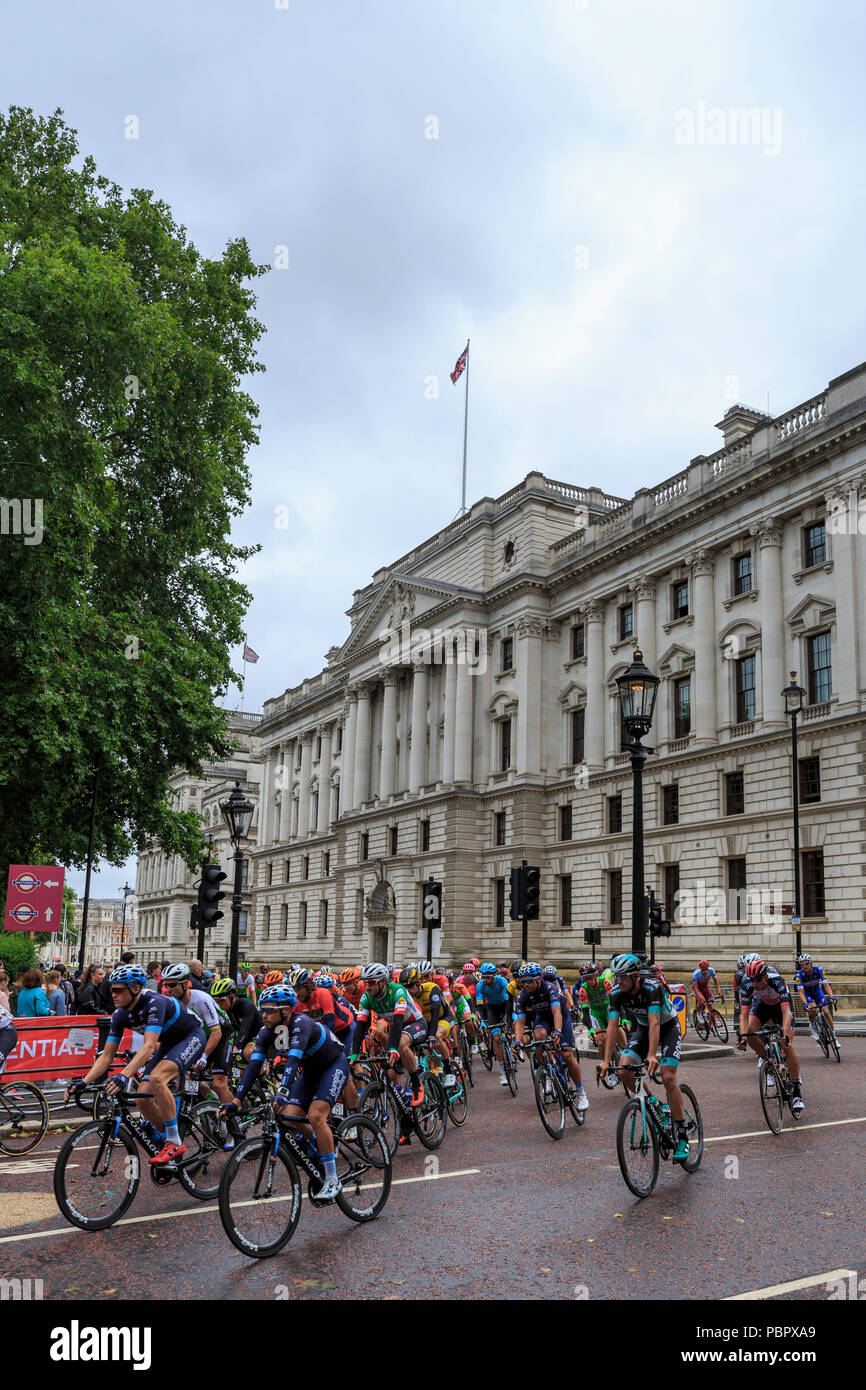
[242,643,259,664]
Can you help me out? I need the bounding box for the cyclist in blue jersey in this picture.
[476,962,512,1086]
[515,963,588,1111]
[794,954,839,1049]
[66,964,206,1165]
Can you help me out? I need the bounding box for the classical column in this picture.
[826,482,859,706]
[342,689,358,814]
[454,651,475,783]
[515,615,543,776]
[277,743,291,843]
[316,723,333,833]
[380,671,399,799]
[633,578,657,677]
[409,657,429,794]
[584,602,606,769]
[353,682,373,809]
[442,650,457,785]
[689,549,718,745]
[297,733,313,838]
[750,518,786,728]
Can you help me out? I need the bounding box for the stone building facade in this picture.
[254,363,866,974]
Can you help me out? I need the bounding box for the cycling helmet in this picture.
[580,960,599,978]
[471,958,480,968]
[338,967,361,987]
[610,953,641,977]
[361,962,390,983]
[519,962,542,980]
[239,962,251,971]
[400,966,421,988]
[510,959,524,976]
[745,958,767,979]
[796,953,812,965]
[210,976,236,998]
[317,973,335,990]
[417,959,433,974]
[161,963,191,985]
[479,961,497,976]
[461,961,475,975]
[108,964,147,989]
[650,963,664,978]
[698,959,710,970]
[542,964,558,981]
[259,984,297,1009]
[287,968,312,989]
[263,970,284,986]
[386,962,396,973]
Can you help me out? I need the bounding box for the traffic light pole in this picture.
[195,901,205,962]
[228,845,244,983]
[521,858,528,960]
[629,738,649,956]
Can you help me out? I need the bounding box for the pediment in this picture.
[786,593,836,634]
[339,572,482,661]
[657,642,694,676]
[558,679,586,706]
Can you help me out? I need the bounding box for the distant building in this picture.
[72,897,135,964]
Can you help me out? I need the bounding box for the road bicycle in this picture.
[615,1066,704,1197]
[754,1025,803,1134]
[54,1080,230,1228]
[357,1053,448,1155]
[0,1076,50,1155]
[692,999,729,1043]
[419,1040,469,1127]
[487,1020,520,1094]
[532,1038,586,1139]
[807,998,840,1063]
[218,1102,391,1258]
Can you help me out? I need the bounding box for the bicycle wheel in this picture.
[601,1047,621,1089]
[815,1019,830,1058]
[178,1101,232,1200]
[478,1028,493,1072]
[616,1099,659,1197]
[444,1065,469,1127]
[460,1033,474,1088]
[758,1061,784,1134]
[333,1115,392,1222]
[534,1065,566,1139]
[565,1077,587,1126]
[414,1074,448,1150]
[692,1009,710,1042]
[0,1081,49,1155]
[218,1136,302,1258]
[678,1084,704,1173]
[358,1080,399,1158]
[711,1010,729,1044]
[53,1119,140,1230]
[504,1042,519,1096]
[829,1029,841,1063]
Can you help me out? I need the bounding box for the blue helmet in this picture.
[479,961,497,976]
[610,953,641,977]
[519,962,542,979]
[316,973,335,989]
[108,965,147,989]
[259,984,297,1009]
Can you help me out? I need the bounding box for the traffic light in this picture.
[584,928,601,946]
[198,861,227,928]
[509,866,525,920]
[648,895,671,937]
[523,865,541,920]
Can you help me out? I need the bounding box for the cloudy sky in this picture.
[9,0,865,898]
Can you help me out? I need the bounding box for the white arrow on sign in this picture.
[45,880,60,887]
[44,907,53,922]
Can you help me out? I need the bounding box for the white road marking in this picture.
[724,1268,858,1301]
[0,1166,481,1245]
[705,1114,866,1143]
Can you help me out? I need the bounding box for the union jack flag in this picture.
[450,342,469,384]
[242,643,259,664]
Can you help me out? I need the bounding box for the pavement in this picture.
[1,1037,864,1302]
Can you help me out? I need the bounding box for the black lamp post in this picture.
[221,780,254,981]
[120,882,132,947]
[616,649,660,955]
[782,671,807,960]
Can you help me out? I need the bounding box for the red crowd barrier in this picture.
[3,1014,133,1081]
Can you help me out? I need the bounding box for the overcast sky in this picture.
[9,0,865,899]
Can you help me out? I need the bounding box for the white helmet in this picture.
[361,962,389,983]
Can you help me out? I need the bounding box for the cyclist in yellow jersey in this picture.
[402,967,453,1066]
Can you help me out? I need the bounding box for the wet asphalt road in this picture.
[2,1039,864,1302]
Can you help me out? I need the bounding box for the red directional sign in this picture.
[4,865,66,933]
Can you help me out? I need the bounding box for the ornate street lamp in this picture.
[221,780,254,980]
[616,650,660,954]
[782,672,807,960]
[120,882,132,945]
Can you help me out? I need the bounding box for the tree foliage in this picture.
[0,107,267,876]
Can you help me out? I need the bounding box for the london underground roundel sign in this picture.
[12,873,42,893]
[9,903,39,925]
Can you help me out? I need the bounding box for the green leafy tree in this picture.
[0,931,37,977]
[0,107,266,879]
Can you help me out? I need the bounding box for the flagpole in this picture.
[460,339,470,515]
[240,635,246,713]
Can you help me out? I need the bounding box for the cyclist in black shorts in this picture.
[601,953,690,1162]
[211,977,262,1061]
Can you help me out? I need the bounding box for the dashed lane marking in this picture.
[724,1268,857,1300]
[705,1114,866,1143]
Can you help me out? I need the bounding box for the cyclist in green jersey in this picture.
[349,963,428,1104]
[577,961,627,1064]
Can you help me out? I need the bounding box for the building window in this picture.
[284,859,291,883]
[560,875,572,927]
[494,811,506,846]
[568,707,585,766]
[494,878,505,929]
[619,603,633,642]
[310,792,319,829]
[360,833,369,862]
[673,677,691,738]
[725,771,745,816]
[324,851,330,876]
[733,553,752,596]
[501,718,512,772]
[355,888,364,933]
[420,819,430,851]
[799,757,821,804]
[571,625,585,660]
[807,632,832,704]
[727,858,747,922]
[802,850,825,916]
[672,580,689,620]
[238,910,248,937]
[608,795,622,834]
[662,785,679,825]
[267,862,273,886]
[663,864,680,923]
[389,825,398,856]
[319,900,328,938]
[240,860,249,888]
[336,725,343,752]
[609,869,622,925]
[735,655,756,722]
[281,904,288,939]
[803,521,826,569]
[559,804,572,841]
[334,783,340,820]
[619,705,629,753]
[264,905,271,938]
[300,902,307,938]
[501,636,513,671]
[316,735,322,761]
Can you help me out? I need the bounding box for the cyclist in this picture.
[601,953,689,1161]
[742,959,804,1115]
[543,964,574,1014]
[237,963,257,1004]
[337,966,364,1007]
[578,960,626,1069]
[514,963,589,1112]
[69,964,206,1166]
[160,963,234,1108]
[349,963,428,1105]
[691,959,724,1027]
[210,977,262,1063]
[262,969,285,987]
[733,952,762,1051]
[291,968,359,1113]
[476,961,512,1086]
[224,983,348,1200]
[794,954,839,1048]
[503,960,523,1026]
[402,965,453,1068]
